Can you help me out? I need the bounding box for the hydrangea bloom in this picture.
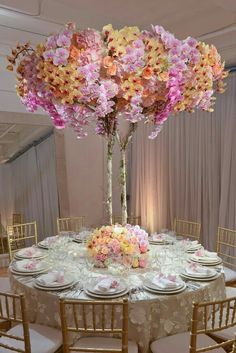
[8,23,227,139]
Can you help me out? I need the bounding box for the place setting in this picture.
[143,272,186,295]
[149,233,173,245]
[73,229,92,244]
[182,240,203,253]
[37,236,60,249]
[34,271,76,292]
[10,258,49,276]
[84,276,129,299]
[189,249,222,266]
[14,246,48,260]
[180,262,220,282]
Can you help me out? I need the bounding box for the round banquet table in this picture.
[9,241,226,353]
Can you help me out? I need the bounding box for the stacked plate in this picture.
[185,242,202,253]
[34,273,75,291]
[189,253,222,266]
[14,247,47,260]
[143,276,186,294]
[37,236,59,249]
[149,234,171,245]
[181,266,219,281]
[73,231,91,244]
[11,259,49,276]
[85,277,128,299]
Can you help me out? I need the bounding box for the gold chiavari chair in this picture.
[151,297,236,353]
[112,216,141,225]
[59,298,138,353]
[7,221,38,260]
[173,218,201,242]
[12,213,23,225]
[217,227,236,285]
[0,213,6,254]
[0,291,62,353]
[57,216,85,234]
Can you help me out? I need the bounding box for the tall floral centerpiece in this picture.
[7,23,227,225]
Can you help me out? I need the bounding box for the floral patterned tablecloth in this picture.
[9,258,226,353]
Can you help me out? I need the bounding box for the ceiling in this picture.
[0,0,236,163]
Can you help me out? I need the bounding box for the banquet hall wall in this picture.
[130,72,236,251]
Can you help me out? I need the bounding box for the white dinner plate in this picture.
[144,279,184,292]
[10,267,49,276]
[143,283,186,295]
[181,268,217,278]
[14,248,47,260]
[186,244,203,253]
[86,278,127,295]
[181,273,220,282]
[189,257,222,266]
[35,274,74,288]
[12,260,49,273]
[149,240,169,245]
[34,282,74,291]
[84,288,129,299]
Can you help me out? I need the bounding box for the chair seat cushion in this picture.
[150,331,225,353]
[224,266,236,283]
[0,277,11,292]
[0,323,62,353]
[209,308,236,341]
[72,337,138,353]
[226,286,236,303]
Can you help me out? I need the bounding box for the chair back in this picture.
[173,218,201,241]
[59,298,129,353]
[113,216,141,226]
[12,213,23,225]
[57,217,85,233]
[7,221,38,260]
[0,291,31,353]
[190,297,236,353]
[217,227,236,270]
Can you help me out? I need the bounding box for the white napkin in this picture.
[152,233,166,241]
[204,250,217,258]
[186,264,213,276]
[152,275,178,289]
[18,247,42,257]
[76,231,90,240]
[95,277,119,293]
[42,236,59,246]
[14,259,41,271]
[37,272,65,285]
[194,250,218,261]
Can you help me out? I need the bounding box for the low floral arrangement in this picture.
[87,224,149,268]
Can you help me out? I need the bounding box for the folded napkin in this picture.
[18,247,42,257]
[95,277,119,293]
[194,249,218,259]
[152,233,166,241]
[151,274,178,289]
[37,271,65,285]
[186,263,213,276]
[43,236,59,246]
[14,259,41,271]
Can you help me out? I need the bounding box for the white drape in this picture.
[0,134,59,239]
[131,72,236,250]
[0,164,13,230]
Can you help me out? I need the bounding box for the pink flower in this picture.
[52,48,69,66]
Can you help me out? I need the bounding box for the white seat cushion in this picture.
[0,277,11,292]
[209,308,236,341]
[0,323,62,353]
[226,286,236,303]
[150,332,225,353]
[224,266,236,283]
[72,337,138,353]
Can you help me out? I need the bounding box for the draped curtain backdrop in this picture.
[10,134,59,239]
[130,72,236,250]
